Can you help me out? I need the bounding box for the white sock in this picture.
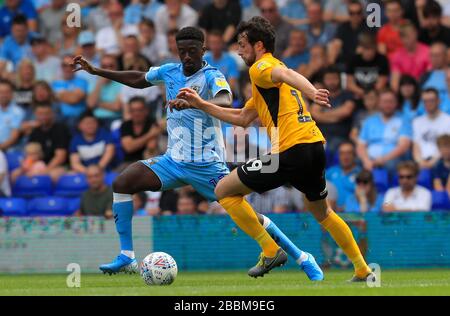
[296,252,309,264]
[121,250,135,259]
[262,215,271,229]
[113,193,133,203]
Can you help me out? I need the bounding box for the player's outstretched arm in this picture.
[71,55,152,89]
[178,88,258,128]
[271,66,331,108]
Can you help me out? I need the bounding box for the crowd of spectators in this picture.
[0,0,449,217]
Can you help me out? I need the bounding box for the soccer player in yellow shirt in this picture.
[177,16,373,281]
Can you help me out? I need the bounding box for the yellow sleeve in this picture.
[244,97,255,110]
[250,60,281,89]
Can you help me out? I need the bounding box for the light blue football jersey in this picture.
[145,62,231,163]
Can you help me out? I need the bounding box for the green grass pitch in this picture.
[1,269,449,296]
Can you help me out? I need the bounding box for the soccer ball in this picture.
[140,252,178,286]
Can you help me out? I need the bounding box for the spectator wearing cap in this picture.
[0,14,33,70]
[55,12,80,57]
[376,0,405,59]
[198,0,241,44]
[258,0,294,58]
[0,79,25,152]
[124,0,162,25]
[75,31,100,89]
[357,89,412,176]
[419,0,450,46]
[204,30,239,94]
[116,30,151,72]
[432,134,450,195]
[329,0,374,68]
[344,170,384,213]
[38,0,66,46]
[383,161,432,212]
[87,54,124,128]
[69,110,115,174]
[390,21,431,92]
[412,88,450,169]
[326,141,362,211]
[346,32,389,100]
[28,102,69,181]
[310,66,356,154]
[30,33,61,83]
[139,19,168,66]
[281,29,310,70]
[0,0,37,38]
[52,54,89,129]
[154,0,198,36]
[78,164,113,218]
[420,42,448,100]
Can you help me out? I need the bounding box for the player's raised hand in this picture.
[177,88,203,108]
[71,55,96,74]
[313,89,331,108]
[167,98,191,112]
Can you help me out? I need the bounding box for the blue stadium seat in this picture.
[372,168,389,193]
[105,172,118,186]
[431,191,450,210]
[27,197,73,216]
[54,174,88,197]
[0,198,28,216]
[111,128,121,144]
[13,175,53,198]
[5,151,23,171]
[391,169,433,190]
[67,198,81,213]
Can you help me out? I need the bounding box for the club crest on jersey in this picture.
[257,61,271,71]
[191,85,200,93]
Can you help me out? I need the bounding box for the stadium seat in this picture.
[111,127,121,144]
[0,198,28,216]
[67,198,81,213]
[5,151,23,171]
[372,168,389,193]
[431,191,450,210]
[391,169,433,190]
[13,175,53,198]
[105,172,118,186]
[27,197,74,216]
[54,174,88,197]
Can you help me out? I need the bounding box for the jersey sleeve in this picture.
[206,69,231,97]
[145,63,172,85]
[250,59,280,89]
[244,97,255,110]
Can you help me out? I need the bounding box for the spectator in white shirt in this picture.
[412,88,450,169]
[154,0,198,36]
[0,149,11,197]
[383,161,432,212]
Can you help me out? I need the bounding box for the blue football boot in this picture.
[99,254,139,275]
[300,252,324,281]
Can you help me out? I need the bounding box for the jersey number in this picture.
[291,90,304,116]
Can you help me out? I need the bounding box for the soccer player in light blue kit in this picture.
[71,27,323,280]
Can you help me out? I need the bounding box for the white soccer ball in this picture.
[140,252,178,286]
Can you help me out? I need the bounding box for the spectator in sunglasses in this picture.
[383,161,432,211]
[344,170,384,213]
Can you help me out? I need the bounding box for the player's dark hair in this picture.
[176,27,205,44]
[422,87,440,99]
[237,16,275,54]
[0,79,15,90]
[424,0,442,18]
[12,14,27,26]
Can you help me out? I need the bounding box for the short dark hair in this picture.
[422,87,439,98]
[237,16,276,54]
[323,66,341,77]
[397,161,419,177]
[34,102,52,110]
[0,79,15,90]
[78,109,97,124]
[129,96,146,107]
[338,140,356,151]
[385,0,402,7]
[424,0,442,18]
[140,18,155,29]
[12,14,27,26]
[176,27,205,44]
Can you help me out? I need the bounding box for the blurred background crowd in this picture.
[0,0,449,217]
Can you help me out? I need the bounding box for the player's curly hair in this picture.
[175,27,205,44]
[236,16,275,54]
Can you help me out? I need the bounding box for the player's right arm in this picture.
[71,55,151,89]
[178,88,258,128]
